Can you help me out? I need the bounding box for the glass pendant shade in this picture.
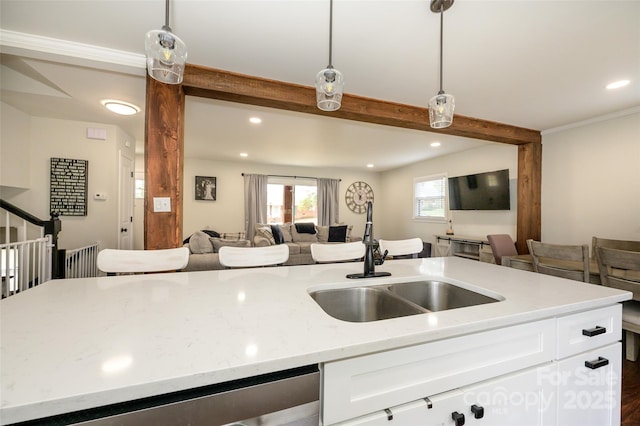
[316,67,344,111]
[145,27,187,85]
[428,93,455,129]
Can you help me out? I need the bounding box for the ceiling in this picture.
[1,1,638,172]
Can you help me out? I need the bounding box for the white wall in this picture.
[541,110,640,247]
[182,158,380,241]
[0,102,31,189]
[378,143,519,247]
[2,115,135,250]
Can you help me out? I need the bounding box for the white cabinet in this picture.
[322,305,623,426]
[336,364,556,426]
[322,319,556,424]
[461,363,556,425]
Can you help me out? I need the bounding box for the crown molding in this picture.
[541,106,640,135]
[0,30,146,75]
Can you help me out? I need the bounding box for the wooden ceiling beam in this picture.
[183,64,541,146]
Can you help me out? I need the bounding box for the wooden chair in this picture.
[378,238,424,259]
[218,244,289,268]
[592,237,640,258]
[310,242,365,263]
[486,234,518,265]
[97,247,189,275]
[596,246,640,361]
[526,239,590,282]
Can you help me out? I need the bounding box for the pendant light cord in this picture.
[164,0,170,29]
[328,0,334,67]
[438,2,444,94]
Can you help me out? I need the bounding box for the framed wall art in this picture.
[195,176,216,201]
[50,157,88,216]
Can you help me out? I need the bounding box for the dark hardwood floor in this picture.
[622,356,640,425]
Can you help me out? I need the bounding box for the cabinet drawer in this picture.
[556,304,621,359]
[322,319,556,425]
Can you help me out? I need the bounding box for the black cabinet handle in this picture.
[471,404,485,419]
[582,326,606,337]
[585,356,609,370]
[384,408,393,420]
[452,411,465,426]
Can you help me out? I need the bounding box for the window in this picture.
[135,172,144,199]
[414,174,447,221]
[267,178,317,224]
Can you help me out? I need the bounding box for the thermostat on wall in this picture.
[94,193,108,200]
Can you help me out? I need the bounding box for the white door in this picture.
[118,151,134,249]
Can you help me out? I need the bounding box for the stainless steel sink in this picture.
[309,287,424,323]
[309,281,502,322]
[384,280,501,312]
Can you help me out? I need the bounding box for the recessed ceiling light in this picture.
[366,164,374,168]
[606,80,630,90]
[249,117,262,124]
[101,100,140,115]
[431,142,441,147]
[240,152,248,157]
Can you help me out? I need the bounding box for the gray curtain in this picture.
[317,178,340,226]
[244,174,268,244]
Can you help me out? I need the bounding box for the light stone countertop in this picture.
[0,257,631,424]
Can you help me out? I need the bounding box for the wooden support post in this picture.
[144,75,185,249]
[516,141,542,254]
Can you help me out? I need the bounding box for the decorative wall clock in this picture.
[345,181,374,214]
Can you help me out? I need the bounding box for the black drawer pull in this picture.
[585,357,609,370]
[384,408,393,420]
[582,326,606,337]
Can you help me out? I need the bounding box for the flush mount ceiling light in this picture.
[428,0,455,129]
[249,117,262,124]
[606,80,630,90]
[101,100,140,116]
[316,0,344,111]
[145,0,187,84]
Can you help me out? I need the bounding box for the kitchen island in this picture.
[0,257,631,425]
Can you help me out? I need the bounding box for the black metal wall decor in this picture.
[50,157,88,216]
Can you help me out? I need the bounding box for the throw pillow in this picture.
[220,231,246,241]
[270,225,285,245]
[189,230,214,254]
[279,223,293,243]
[210,237,251,253]
[315,226,330,243]
[328,225,348,243]
[291,226,318,243]
[294,223,316,234]
[255,226,276,245]
[183,229,220,244]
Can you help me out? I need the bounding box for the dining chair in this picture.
[97,247,190,275]
[526,239,590,282]
[218,244,289,268]
[592,237,640,257]
[486,234,519,265]
[310,241,365,263]
[596,246,640,361]
[378,238,424,259]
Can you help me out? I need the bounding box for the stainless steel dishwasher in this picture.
[39,365,320,426]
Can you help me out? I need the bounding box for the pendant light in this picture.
[428,0,455,128]
[145,0,187,85]
[316,0,344,111]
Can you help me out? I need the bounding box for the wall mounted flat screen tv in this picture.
[448,169,511,210]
